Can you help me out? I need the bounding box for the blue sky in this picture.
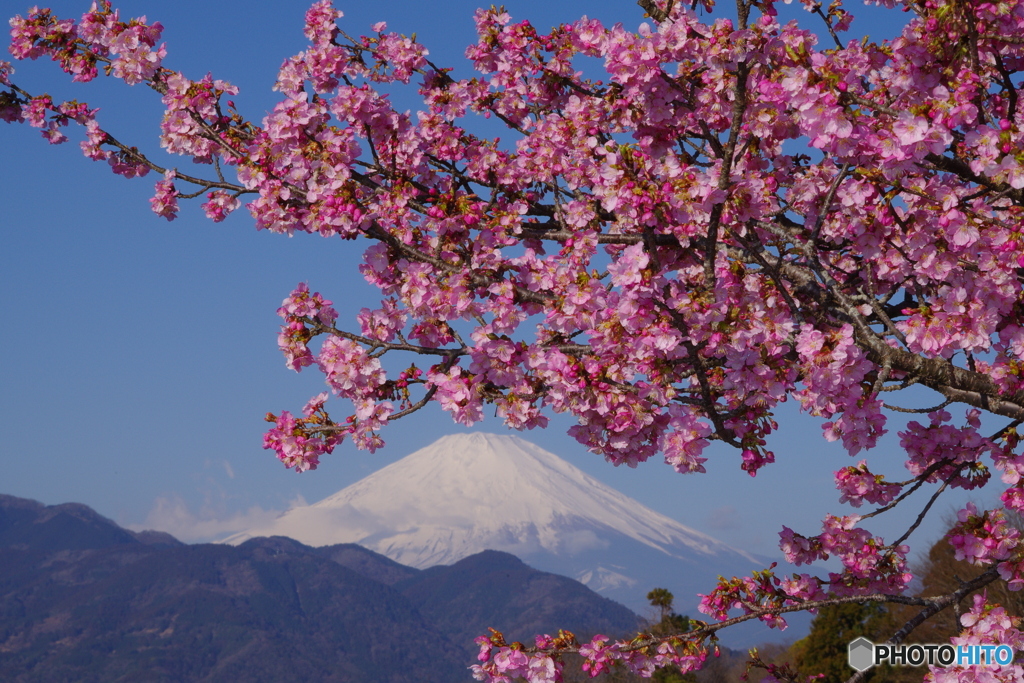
[0,0,992,580]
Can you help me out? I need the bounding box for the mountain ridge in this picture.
[0,492,641,682]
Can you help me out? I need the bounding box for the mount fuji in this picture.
[223,433,784,644]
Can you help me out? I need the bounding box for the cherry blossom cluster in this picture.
[946,503,1024,591]
[273,282,401,451]
[276,282,338,371]
[775,515,912,598]
[699,519,909,627]
[7,4,248,209]
[159,71,240,163]
[149,169,178,220]
[900,409,995,489]
[925,595,1024,683]
[471,630,709,682]
[201,191,241,223]
[10,2,165,84]
[834,460,901,508]
[8,0,1024,678]
[262,392,341,472]
[698,565,795,630]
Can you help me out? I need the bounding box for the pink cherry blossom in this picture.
[9,0,1024,678]
[201,191,241,222]
[149,169,179,220]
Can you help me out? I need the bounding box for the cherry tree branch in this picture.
[842,567,1001,683]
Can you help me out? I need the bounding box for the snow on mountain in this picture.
[223,433,781,642]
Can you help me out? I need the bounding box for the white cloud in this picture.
[222,460,235,479]
[130,493,307,543]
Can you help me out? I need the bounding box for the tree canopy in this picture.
[5,0,1024,680]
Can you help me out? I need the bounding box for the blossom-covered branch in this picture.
[7,0,1024,678]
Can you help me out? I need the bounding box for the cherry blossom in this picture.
[7,0,1024,678]
[149,169,178,220]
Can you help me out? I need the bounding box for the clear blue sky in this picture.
[0,0,989,572]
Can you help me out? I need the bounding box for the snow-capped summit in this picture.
[223,432,763,620]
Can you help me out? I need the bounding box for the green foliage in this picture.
[789,601,892,682]
[647,588,675,622]
[646,588,698,683]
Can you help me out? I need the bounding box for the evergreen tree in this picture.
[647,588,676,625]
[789,601,892,682]
[646,589,698,683]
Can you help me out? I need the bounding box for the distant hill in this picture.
[397,549,642,650]
[0,494,640,682]
[0,494,140,551]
